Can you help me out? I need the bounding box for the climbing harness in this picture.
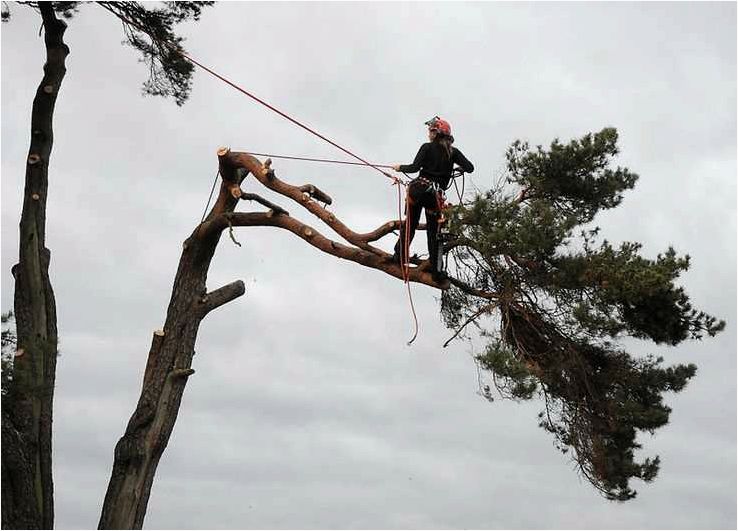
[403,168,465,280]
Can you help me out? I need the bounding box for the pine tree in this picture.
[440,127,725,500]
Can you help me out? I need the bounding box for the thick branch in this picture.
[239,192,288,215]
[358,220,427,243]
[222,151,389,255]
[199,280,246,315]
[199,147,250,223]
[223,212,448,289]
[448,276,499,300]
[211,150,495,291]
[298,184,332,205]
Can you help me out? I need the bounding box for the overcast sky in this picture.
[1,1,736,529]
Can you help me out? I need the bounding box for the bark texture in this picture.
[99,149,470,528]
[98,154,247,529]
[204,151,450,288]
[2,5,68,529]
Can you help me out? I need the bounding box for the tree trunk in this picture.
[98,161,246,529]
[2,5,68,529]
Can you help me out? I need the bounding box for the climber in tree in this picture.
[391,116,474,279]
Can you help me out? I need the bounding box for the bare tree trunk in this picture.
[2,5,68,529]
[98,149,450,528]
[98,160,246,529]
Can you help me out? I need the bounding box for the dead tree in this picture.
[2,4,68,529]
[4,5,214,528]
[99,149,465,529]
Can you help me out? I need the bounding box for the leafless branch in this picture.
[199,280,246,315]
[443,303,498,347]
[239,192,289,215]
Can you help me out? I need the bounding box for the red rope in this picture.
[100,3,398,183]
[103,3,422,343]
[180,51,399,182]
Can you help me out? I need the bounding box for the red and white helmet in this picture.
[425,116,452,136]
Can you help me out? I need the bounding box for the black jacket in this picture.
[399,141,474,189]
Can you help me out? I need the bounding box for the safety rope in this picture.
[453,173,465,204]
[399,179,419,345]
[99,3,399,184]
[183,51,404,184]
[102,3,423,344]
[238,151,395,169]
[200,169,221,223]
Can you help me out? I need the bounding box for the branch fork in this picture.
[203,149,500,295]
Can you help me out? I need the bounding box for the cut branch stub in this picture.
[298,184,332,205]
[200,280,246,314]
[171,368,195,379]
[217,148,258,186]
[216,151,464,290]
[239,192,289,215]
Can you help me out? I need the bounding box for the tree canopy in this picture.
[440,127,725,500]
[3,1,213,105]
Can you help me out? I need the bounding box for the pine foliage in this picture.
[98,1,213,105]
[442,127,725,500]
[9,2,214,105]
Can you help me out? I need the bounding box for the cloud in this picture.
[2,2,735,529]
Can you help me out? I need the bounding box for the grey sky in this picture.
[1,1,736,529]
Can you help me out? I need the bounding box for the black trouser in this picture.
[394,180,441,270]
